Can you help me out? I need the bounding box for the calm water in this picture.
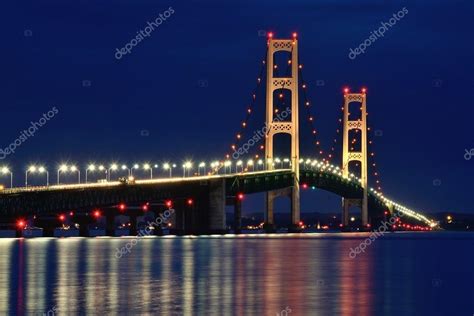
[0,232,472,315]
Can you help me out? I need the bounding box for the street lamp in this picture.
[70,165,80,183]
[224,160,232,174]
[108,164,118,181]
[1,167,13,188]
[58,164,80,184]
[236,160,243,172]
[121,165,131,177]
[210,161,220,174]
[143,163,152,179]
[198,162,206,175]
[257,159,263,171]
[85,164,96,183]
[183,161,192,177]
[26,165,48,187]
[131,164,140,177]
[283,158,290,168]
[247,159,254,172]
[57,164,68,185]
[275,157,282,169]
[163,163,172,177]
[38,167,49,186]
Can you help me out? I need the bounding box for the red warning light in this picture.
[302,183,308,189]
[292,32,298,38]
[93,210,101,218]
[16,219,26,229]
[343,87,350,94]
[237,193,244,200]
[268,32,274,38]
[187,199,194,206]
[59,214,65,221]
[119,203,126,211]
[165,200,173,208]
[69,211,74,216]
[142,204,148,211]
[361,87,367,93]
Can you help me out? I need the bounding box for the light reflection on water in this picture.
[0,233,472,315]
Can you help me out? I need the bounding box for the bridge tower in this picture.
[264,34,300,230]
[341,89,368,227]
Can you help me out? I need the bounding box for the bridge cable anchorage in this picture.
[214,45,269,175]
[297,65,327,163]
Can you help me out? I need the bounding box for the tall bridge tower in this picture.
[341,90,368,227]
[264,34,300,230]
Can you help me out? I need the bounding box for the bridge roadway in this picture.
[0,164,435,234]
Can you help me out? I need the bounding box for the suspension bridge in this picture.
[0,33,438,236]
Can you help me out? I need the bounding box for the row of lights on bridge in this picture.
[0,158,301,188]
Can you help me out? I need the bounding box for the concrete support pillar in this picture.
[129,214,138,236]
[264,191,276,233]
[152,211,164,236]
[342,198,351,227]
[105,210,116,237]
[234,197,242,234]
[208,179,226,234]
[184,202,194,235]
[288,184,301,232]
[170,200,185,235]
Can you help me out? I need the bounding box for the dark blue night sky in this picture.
[3,0,473,214]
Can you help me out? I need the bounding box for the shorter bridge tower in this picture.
[341,89,368,227]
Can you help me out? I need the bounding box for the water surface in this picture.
[0,232,472,315]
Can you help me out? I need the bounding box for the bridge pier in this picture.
[129,214,137,236]
[171,200,185,235]
[72,213,100,237]
[342,198,351,227]
[208,179,227,234]
[234,196,242,234]
[264,191,276,233]
[288,185,302,233]
[105,209,116,237]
